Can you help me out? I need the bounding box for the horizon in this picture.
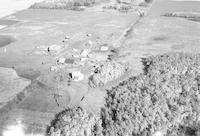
[0,0,43,18]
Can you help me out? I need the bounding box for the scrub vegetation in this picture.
[30,0,109,10]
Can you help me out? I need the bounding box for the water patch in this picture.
[0,35,16,47]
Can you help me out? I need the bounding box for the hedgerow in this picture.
[101,53,200,136]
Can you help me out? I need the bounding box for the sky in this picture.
[0,0,43,18]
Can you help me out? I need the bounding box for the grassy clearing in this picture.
[30,0,109,10]
[101,53,200,136]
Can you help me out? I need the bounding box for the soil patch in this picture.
[16,68,40,81]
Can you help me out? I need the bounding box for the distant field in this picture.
[30,0,110,10]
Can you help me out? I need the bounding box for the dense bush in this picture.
[143,53,200,76]
[49,107,102,136]
[89,61,128,87]
[101,53,200,136]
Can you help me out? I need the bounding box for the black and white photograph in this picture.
[0,0,200,136]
